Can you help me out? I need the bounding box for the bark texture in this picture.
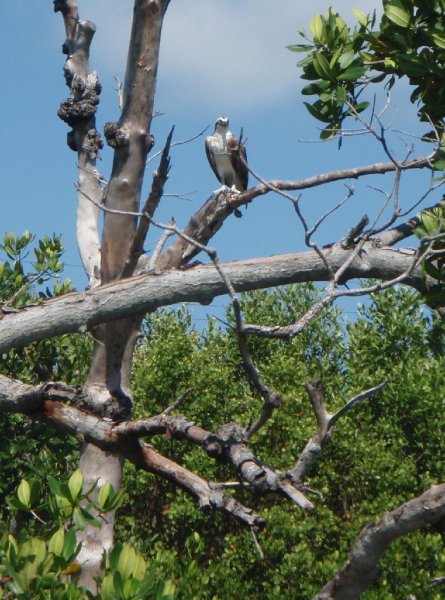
[315,484,445,600]
[54,0,170,589]
[0,246,429,354]
[55,0,102,287]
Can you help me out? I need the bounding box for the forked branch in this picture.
[0,375,313,519]
[288,382,386,484]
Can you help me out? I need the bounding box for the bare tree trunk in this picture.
[76,447,123,591]
[55,0,170,590]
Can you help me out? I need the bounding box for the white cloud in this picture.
[159,0,300,110]
[159,0,381,111]
[79,0,382,111]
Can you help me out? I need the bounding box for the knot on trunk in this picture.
[73,389,132,421]
[82,128,103,159]
[104,122,130,148]
[58,92,98,127]
[58,73,100,127]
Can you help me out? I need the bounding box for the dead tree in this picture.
[1,1,445,596]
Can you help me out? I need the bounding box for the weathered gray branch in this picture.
[0,245,429,354]
[0,375,300,527]
[130,441,265,530]
[235,157,431,207]
[54,0,102,286]
[315,484,445,599]
[0,376,312,510]
[288,382,386,484]
[215,422,314,510]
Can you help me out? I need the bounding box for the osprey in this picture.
[205,117,248,193]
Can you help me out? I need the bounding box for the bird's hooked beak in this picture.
[215,116,229,129]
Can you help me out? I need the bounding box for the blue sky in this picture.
[1,1,434,323]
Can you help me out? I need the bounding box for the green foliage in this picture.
[0,231,72,308]
[0,232,92,386]
[2,252,445,597]
[0,530,84,600]
[0,471,87,599]
[99,542,176,600]
[289,8,370,139]
[119,284,445,598]
[1,235,444,597]
[291,2,445,139]
[412,201,445,305]
[4,2,445,597]
[0,472,174,600]
[291,2,445,308]
[0,233,92,537]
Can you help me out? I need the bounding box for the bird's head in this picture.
[215,116,229,131]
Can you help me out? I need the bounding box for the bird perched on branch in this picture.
[205,116,248,194]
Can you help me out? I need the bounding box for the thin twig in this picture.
[241,242,426,340]
[250,527,265,559]
[241,158,335,279]
[146,125,209,164]
[162,387,192,415]
[148,219,175,271]
[113,75,124,110]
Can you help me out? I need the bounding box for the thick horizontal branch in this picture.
[0,377,312,510]
[315,483,445,599]
[0,245,427,354]
[0,375,306,526]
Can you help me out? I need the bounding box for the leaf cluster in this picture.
[0,470,175,600]
[290,2,445,141]
[0,232,72,308]
[0,232,92,385]
[413,201,445,305]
